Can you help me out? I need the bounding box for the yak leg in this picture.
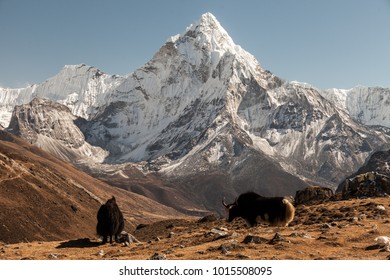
[244,216,257,227]
[102,236,108,244]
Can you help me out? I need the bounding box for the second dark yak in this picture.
[223,192,295,227]
[96,196,124,244]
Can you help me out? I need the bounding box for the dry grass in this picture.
[1,197,389,260]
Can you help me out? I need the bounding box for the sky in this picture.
[0,0,389,90]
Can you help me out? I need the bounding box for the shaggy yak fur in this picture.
[223,191,295,227]
[96,196,124,244]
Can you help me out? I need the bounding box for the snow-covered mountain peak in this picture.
[166,12,245,68]
[61,63,103,75]
[185,13,231,39]
[186,12,234,48]
[193,12,220,28]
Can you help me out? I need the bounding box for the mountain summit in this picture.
[171,13,237,62]
[74,12,270,164]
[2,13,390,214]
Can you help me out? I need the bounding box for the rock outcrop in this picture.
[339,172,390,199]
[295,186,334,205]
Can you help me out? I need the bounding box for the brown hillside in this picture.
[0,131,190,244]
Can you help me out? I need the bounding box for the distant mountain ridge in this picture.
[2,13,390,214]
[0,64,125,127]
[322,86,390,128]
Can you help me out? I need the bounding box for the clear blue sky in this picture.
[0,0,389,90]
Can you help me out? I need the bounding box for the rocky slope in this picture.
[336,149,390,194]
[0,130,190,243]
[6,98,107,163]
[5,101,210,216]
[354,149,390,177]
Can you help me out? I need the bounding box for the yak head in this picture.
[222,198,240,222]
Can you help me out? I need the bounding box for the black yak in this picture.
[223,192,295,227]
[96,196,124,244]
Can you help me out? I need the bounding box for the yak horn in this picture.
[222,198,228,208]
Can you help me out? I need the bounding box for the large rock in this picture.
[339,172,390,199]
[295,186,334,205]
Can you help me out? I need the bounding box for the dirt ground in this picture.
[1,197,389,260]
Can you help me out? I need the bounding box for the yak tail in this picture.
[282,198,295,226]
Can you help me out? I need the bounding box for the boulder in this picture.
[295,186,334,205]
[340,172,390,199]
